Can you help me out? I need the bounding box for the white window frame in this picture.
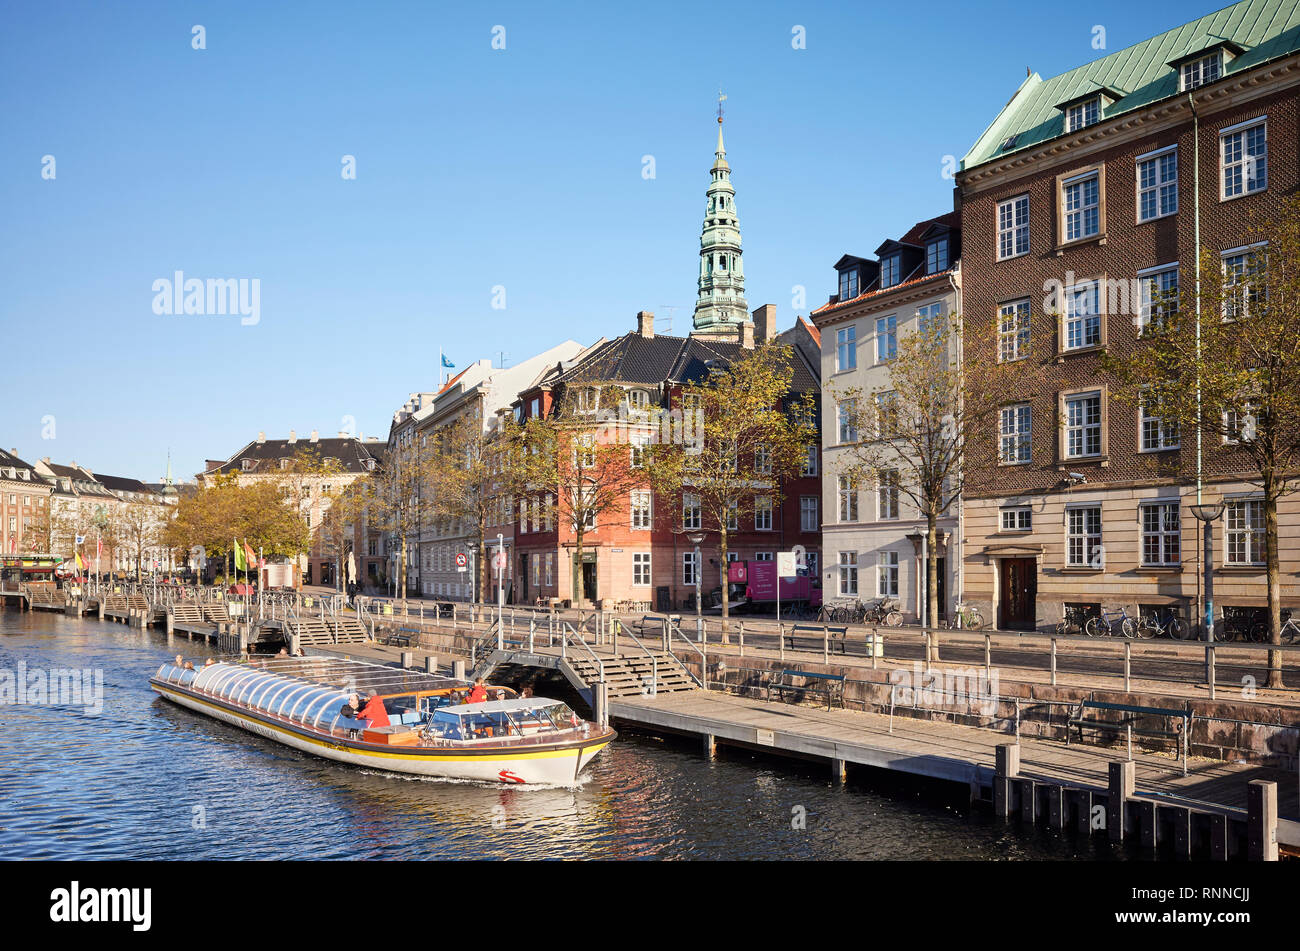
[877,470,900,521]
[1136,145,1178,222]
[800,444,818,477]
[630,490,652,530]
[1000,404,1032,465]
[1000,506,1032,532]
[1138,263,1179,333]
[800,496,818,532]
[1140,501,1181,567]
[997,194,1030,260]
[1220,117,1267,200]
[1066,505,1103,568]
[1064,391,1103,459]
[1063,280,1101,351]
[1062,171,1100,242]
[836,326,857,371]
[682,551,698,586]
[1180,52,1222,91]
[1225,498,1264,566]
[1138,390,1179,452]
[998,299,1030,362]
[1065,97,1100,132]
[754,496,773,531]
[875,315,898,362]
[838,551,858,597]
[837,399,858,445]
[682,493,701,531]
[632,552,651,587]
[877,551,899,597]
[837,475,858,523]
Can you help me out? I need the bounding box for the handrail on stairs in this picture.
[559,620,605,685]
[657,615,706,689]
[613,618,658,697]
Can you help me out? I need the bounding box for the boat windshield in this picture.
[426,701,579,740]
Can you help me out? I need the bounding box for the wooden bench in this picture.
[784,624,849,654]
[767,669,846,710]
[1068,699,1189,753]
[386,628,419,648]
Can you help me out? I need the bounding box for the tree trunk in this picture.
[718,527,730,643]
[1265,477,1283,688]
[927,510,940,665]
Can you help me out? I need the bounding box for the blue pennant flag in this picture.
[441,354,455,368]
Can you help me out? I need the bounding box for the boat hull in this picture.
[153,682,613,786]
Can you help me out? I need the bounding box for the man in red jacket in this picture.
[358,694,390,728]
[466,678,489,704]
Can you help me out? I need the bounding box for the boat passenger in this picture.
[466,679,488,704]
[175,654,184,668]
[358,694,390,728]
[340,693,362,719]
[183,661,195,671]
[203,658,216,667]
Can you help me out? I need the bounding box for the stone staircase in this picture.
[290,616,369,648]
[565,650,698,699]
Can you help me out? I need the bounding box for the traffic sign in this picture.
[494,549,508,570]
[455,553,467,567]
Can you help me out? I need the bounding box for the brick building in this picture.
[956,0,1300,630]
[0,448,53,555]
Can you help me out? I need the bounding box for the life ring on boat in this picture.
[570,713,580,728]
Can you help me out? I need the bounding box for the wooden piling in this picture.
[1247,779,1278,861]
[994,744,1020,817]
[1108,760,1134,843]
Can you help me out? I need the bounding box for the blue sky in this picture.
[1,0,1219,481]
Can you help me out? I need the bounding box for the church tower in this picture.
[691,98,748,336]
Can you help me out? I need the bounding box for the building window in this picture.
[1180,52,1221,91]
[1222,401,1257,445]
[627,389,650,410]
[682,551,698,586]
[754,496,773,531]
[800,496,818,532]
[754,445,772,475]
[1138,265,1179,333]
[877,470,900,520]
[998,299,1030,362]
[838,476,858,522]
[1225,499,1264,566]
[838,552,858,596]
[532,557,540,589]
[1222,247,1265,321]
[682,494,701,530]
[1066,506,1102,567]
[876,315,897,362]
[874,391,898,439]
[838,268,859,301]
[916,302,944,337]
[630,436,649,468]
[726,499,739,532]
[1137,146,1178,221]
[1001,507,1032,532]
[1000,404,1032,465]
[545,553,553,587]
[1221,119,1267,199]
[997,195,1030,260]
[836,326,857,371]
[926,236,949,274]
[754,552,774,562]
[630,490,652,529]
[800,444,818,477]
[1062,170,1100,242]
[837,399,858,444]
[877,552,899,597]
[1141,502,1181,567]
[632,553,651,586]
[1064,392,1103,458]
[1139,391,1179,452]
[1065,97,1100,132]
[880,254,900,289]
[1063,279,1101,350]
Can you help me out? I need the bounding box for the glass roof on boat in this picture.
[440,698,571,716]
[190,656,468,697]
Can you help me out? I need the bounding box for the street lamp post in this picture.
[1190,503,1225,644]
[688,532,705,642]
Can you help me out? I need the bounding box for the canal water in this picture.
[0,610,1122,860]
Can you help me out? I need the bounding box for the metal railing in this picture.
[612,618,658,697]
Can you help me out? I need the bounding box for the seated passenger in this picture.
[358,694,391,728]
[340,693,362,719]
[466,679,489,704]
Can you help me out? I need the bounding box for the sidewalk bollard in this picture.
[400,650,413,669]
[452,659,465,681]
[424,655,438,674]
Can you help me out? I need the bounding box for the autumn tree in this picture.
[830,311,1028,647]
[361,438,433,597]
[644,343,816,621]
[518,383,651,606]
[1108,197,1300,687]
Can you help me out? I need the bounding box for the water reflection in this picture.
[0,610,1110,860]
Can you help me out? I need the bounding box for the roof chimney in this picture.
[740,321,754,349]
[636,310,654,339]
[752,304,777,345]
[288,430,297,444]
[309,429,319,443]
[256,431,266,444]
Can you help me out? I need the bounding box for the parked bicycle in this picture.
[946,602,986,630]
[862,597,904,627]
[1138,607,1188,640]
[1215,606,1267,643]
[1055,604,1092,636]
[1280,611,1299,644]
[1085,605,1140,638]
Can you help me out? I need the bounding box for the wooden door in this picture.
[999,557,1037,629]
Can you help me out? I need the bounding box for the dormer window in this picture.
[1180,52,1222,91]
[627,389,650,411]
[1065,97,1101,132]
[926,236,949,274]
[576,387,600,414]
[241,459,253,471]
[838,268,859,300]
[880,254,900,289]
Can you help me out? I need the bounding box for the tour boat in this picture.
[149,656,615,785]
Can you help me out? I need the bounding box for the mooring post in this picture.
[1136,800,1157,850]
[1171,806,1193,858]
[1247,779,1279,861]
[994,743,1020,817]
[832,757,846,783]
[703,733,716,759]
[424,655,438,674]
[452,659,466,681]
[1046,784,1067,830]
[593,682,608,729]
[1108,760,1135,843]
[400,650,413,669]
[1210,813,1230,861]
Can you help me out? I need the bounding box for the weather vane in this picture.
[717,88,726,124]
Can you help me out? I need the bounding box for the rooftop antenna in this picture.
[497,351,510,369]
[660,305,679,335]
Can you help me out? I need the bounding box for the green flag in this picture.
[234,539,247,572]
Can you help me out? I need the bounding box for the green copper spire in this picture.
[692,97,747,334]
